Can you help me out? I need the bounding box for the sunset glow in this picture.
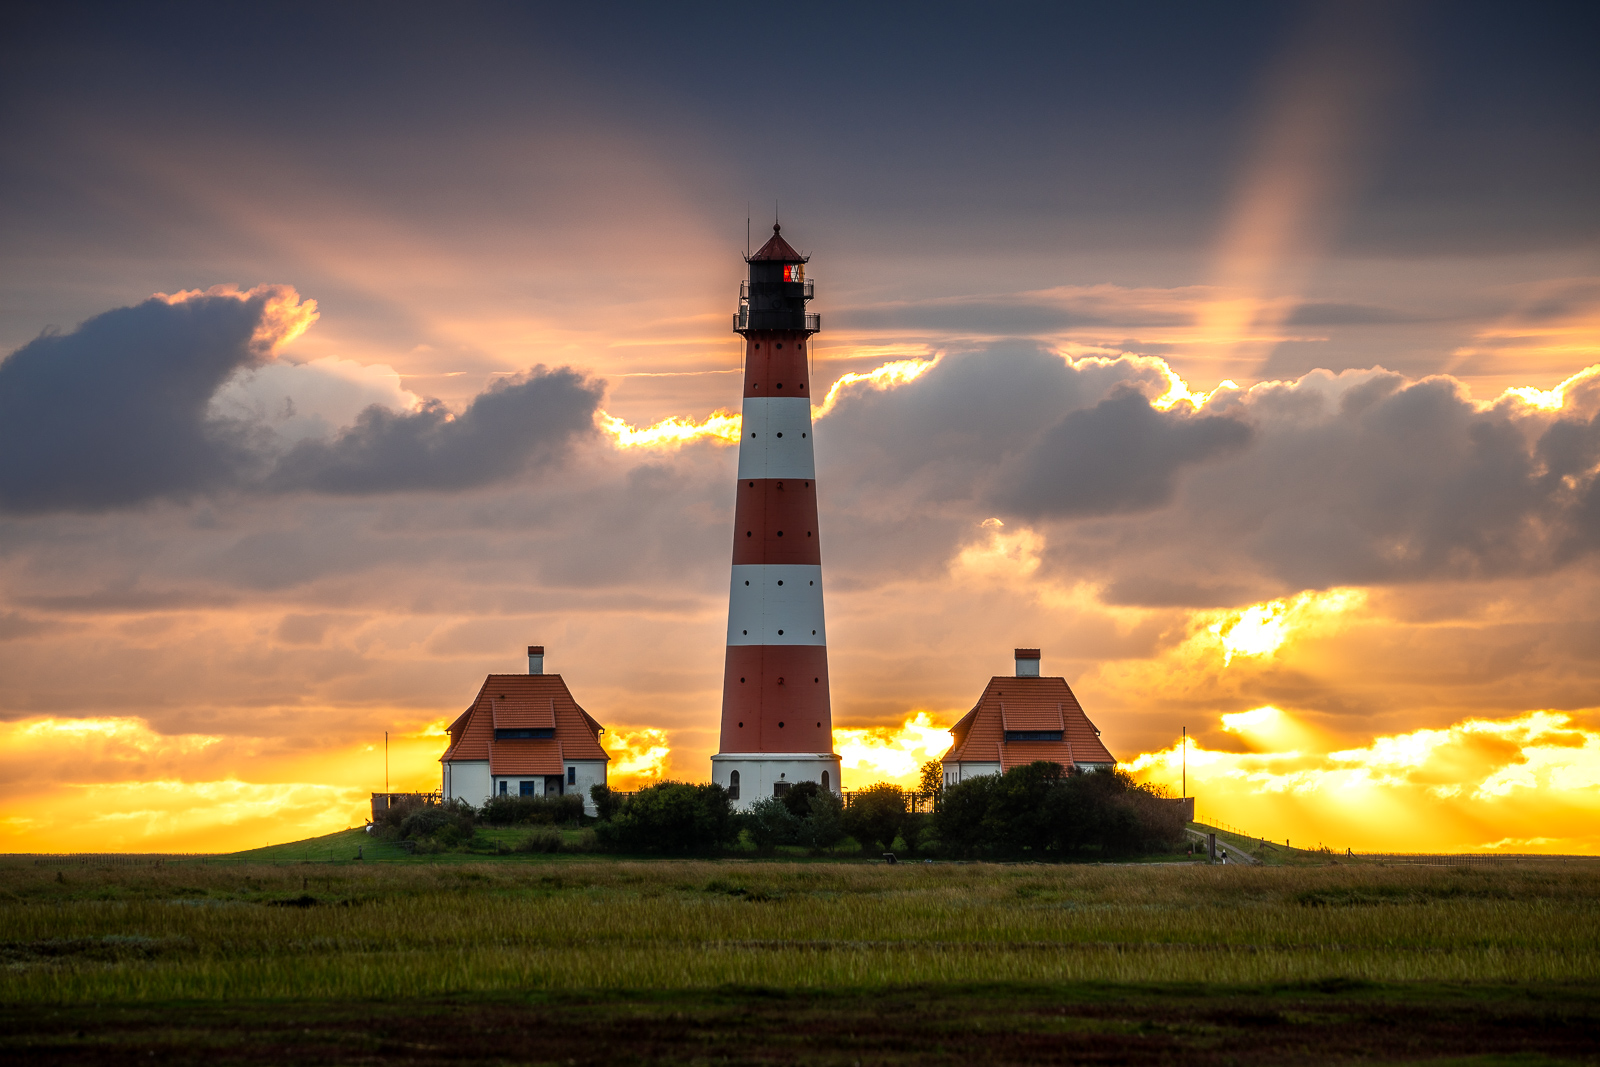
[834,712,953,788]
[1203,589,1365,666]
[599,409,742,449]
[813,357,938,418]
[1126,708,1600,854]
[2,6,1596,861]
[605,728,673,788]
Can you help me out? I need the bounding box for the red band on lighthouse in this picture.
[712,223,840,806]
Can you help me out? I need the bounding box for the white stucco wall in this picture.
[943,761,1001,787]
[443,760,492,806]
[711,752,842,811]
[567,760,607,816]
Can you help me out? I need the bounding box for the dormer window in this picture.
[495,728,555,739]
[1005,730,1063,742]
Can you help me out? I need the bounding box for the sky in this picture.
[1,0,1598,855]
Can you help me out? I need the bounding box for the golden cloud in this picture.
[1126,708,1600,853]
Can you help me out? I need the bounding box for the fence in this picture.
[369,792,442,820]
[840,789,938,813]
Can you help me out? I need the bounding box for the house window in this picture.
[773,781,791,797]
[567,766,576,786]
[728,770,740,800]
[520,780,535,796]
[498,781,508,795]
[1004,730,1064,742]
[821,771,830,793]
[495,728,554,739]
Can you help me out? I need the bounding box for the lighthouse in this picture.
[710,223,840,809]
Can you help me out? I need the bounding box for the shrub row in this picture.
[583,763,1184,859]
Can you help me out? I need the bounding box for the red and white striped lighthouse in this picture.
[710,223,840,808]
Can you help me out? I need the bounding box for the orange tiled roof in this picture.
[942,675,1115,771]
[492,695,555,730]
[999,700,1065,732]
[1000,740,1074,771]
[490,738,563,775]
[441,673,608,766]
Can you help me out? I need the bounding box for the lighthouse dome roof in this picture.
[748,222,807,263]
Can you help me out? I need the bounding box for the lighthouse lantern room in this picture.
[711,223,840,808]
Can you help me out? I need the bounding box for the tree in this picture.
[986,761,1065,854]
[593,781,736,855]
[919,760,944,807]
[780,780,822,819]
[842,783,906,853]
[796,789,846,852]
[744,796,799,853]
[934,773,997,858]
[1044,769,1183,856]
[590,783,623,822]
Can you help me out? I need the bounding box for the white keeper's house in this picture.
[940,648,1117,787]
[441,645,609,814]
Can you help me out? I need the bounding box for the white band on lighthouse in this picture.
[737,397,816,480]
[726,564,827,646]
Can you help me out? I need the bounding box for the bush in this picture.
[842,783,906,853]
[898,810,933,856]
[480,793,583,826]
[513,826,564,853]
[986,761,1066,853]
[934,774,997,858]
[1043,768,1184,856]
[593,781,737,855]
[937,763,1185,859]
[369,795,436,838]
[796,790,846,853]
[398,800,474,845]
[744,796,799,853]
[780,781,822,818]
[590,784,622,822]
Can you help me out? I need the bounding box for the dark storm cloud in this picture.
[814,345,1600,600]
[0,291,270,513]
[269,369,602,494]
[0,292,603,513]
[1193,373,1600,588]
[998,388,1253,518]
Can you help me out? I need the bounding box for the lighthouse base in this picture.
[711,752,841,812]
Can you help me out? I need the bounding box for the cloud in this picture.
[811,345,1600,593]
[998,387,1252,517]
[0,285,305,512]
[210,355,421,445]
[269,368,602,494]
[0,288,604,511]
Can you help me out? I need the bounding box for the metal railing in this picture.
[734,310,822,332]
[740,280,814,300]
[841,789,938,813]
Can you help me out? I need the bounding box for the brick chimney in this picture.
[527,645,545,675]
[1015,648,1040,677]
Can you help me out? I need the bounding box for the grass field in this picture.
[3,852,1598,1063]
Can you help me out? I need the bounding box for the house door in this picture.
[544,775,564,796]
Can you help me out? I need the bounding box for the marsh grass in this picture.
[2,857,1597,1003]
